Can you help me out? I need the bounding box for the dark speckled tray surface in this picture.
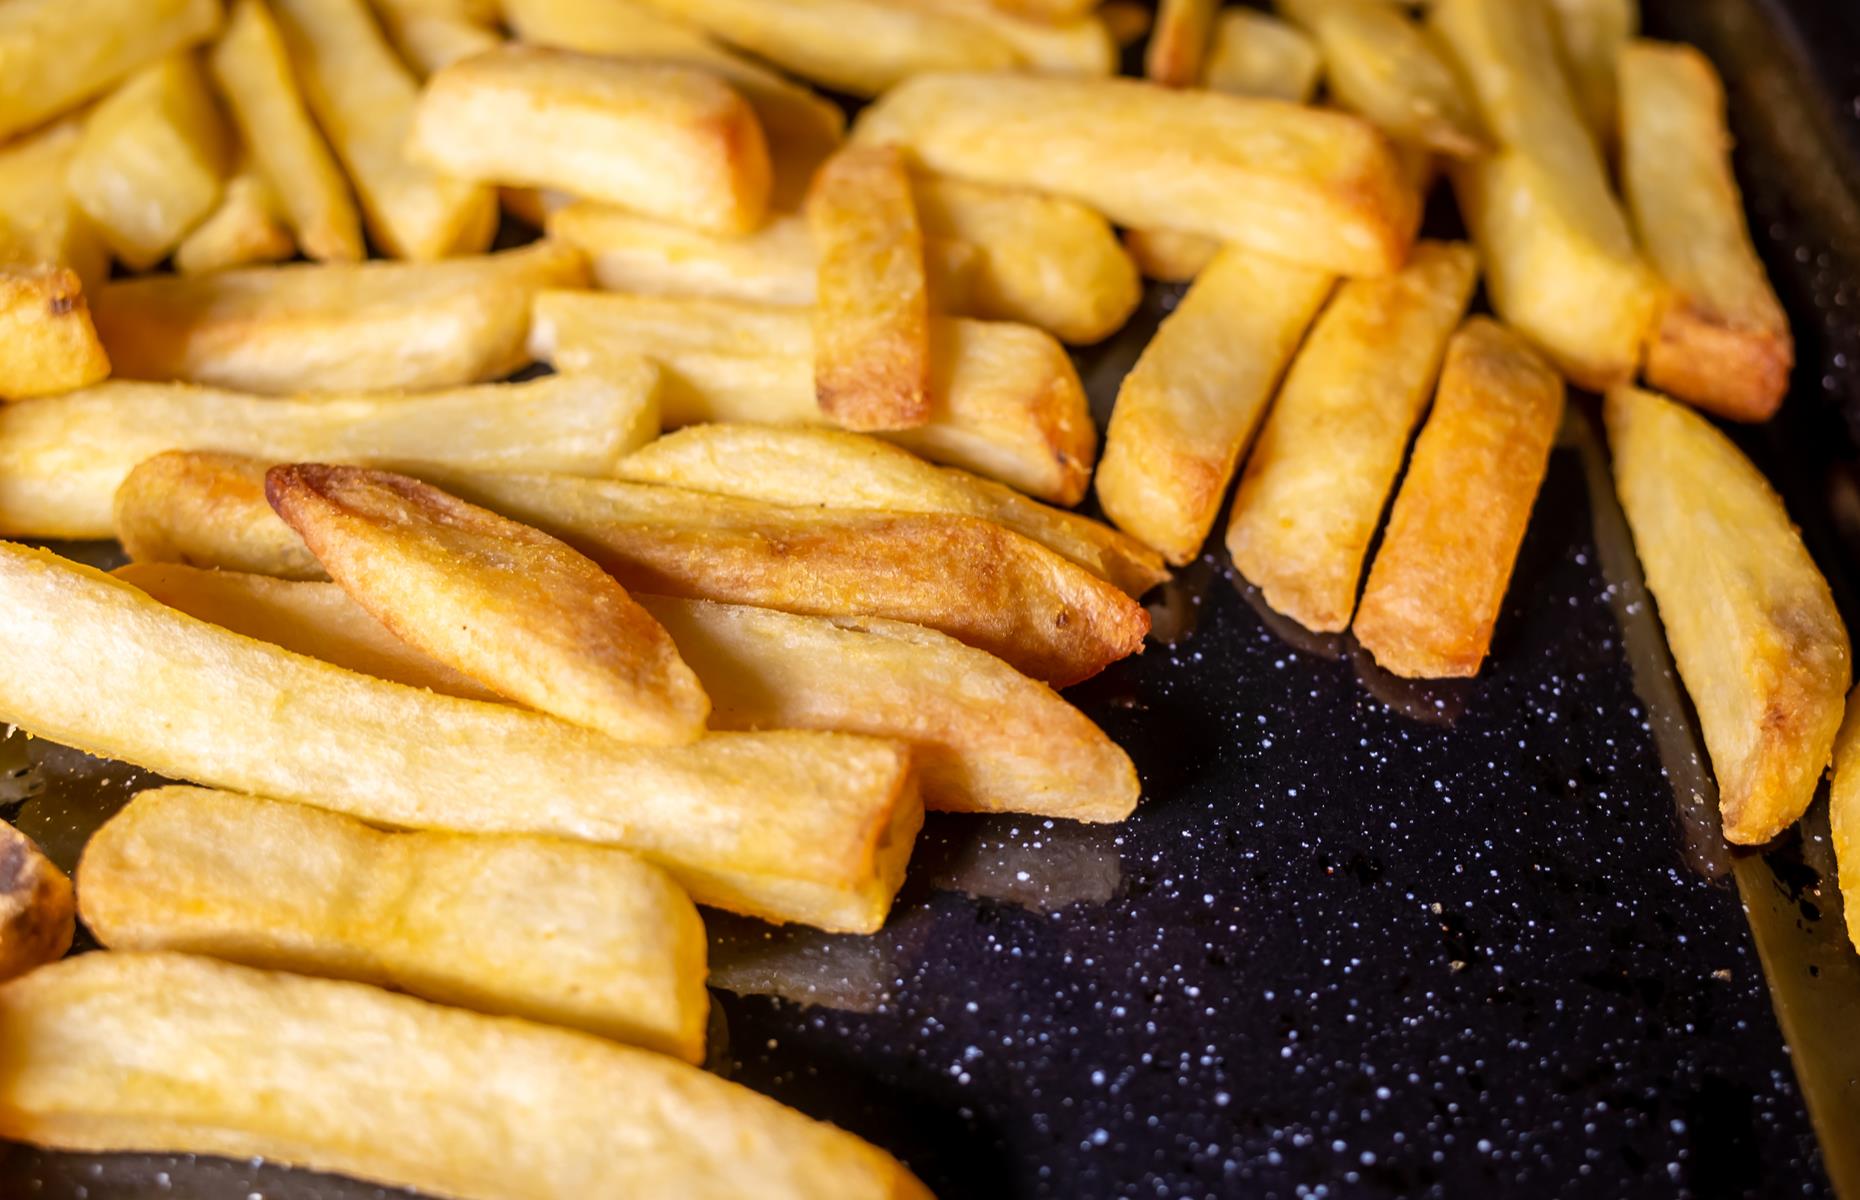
[7,1,1860,1196]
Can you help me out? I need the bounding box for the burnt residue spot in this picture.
[0,834,27,894]
[46,292,77,316]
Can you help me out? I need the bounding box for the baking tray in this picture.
[4,0,1860,1195]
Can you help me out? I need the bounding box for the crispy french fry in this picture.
[855,72,1418,276]
[1549,0,1637,148]
[1203,8,1320,101]
[1146,0,1216,87]
[897,0,1114,75]
[1832,688,1860,951]
[530,289,1097,504]
[1607,383,1850,844]
[1620,41,1791,422]
[409,46,772,236]
[173,163,296,275]
[0,953,931,1197]
[1226,242,1479,633]
[1119,229,1216,285]
[0,823,73,983]
[370,0,502,73]
[1096,248,1333,566]
[0,544,922,930]
[65,54,232,271]
[269,464,710,745]
[1353,318,1566,679]
[1432,0,1655,387]
[0,267,111,402]
[272,0,495,259]
[807,147,932,431]
[0,117,110,287]
[79,786,709,1059]
[0,369,657,539]
[92,240,586,393]
[116,452,327,578]
[0,0,221,141]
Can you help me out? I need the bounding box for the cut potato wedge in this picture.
[117,451,326,579]
[898,0,1113,76]
[1549,0,1637,148]
[0,117,110,286]
[1203,8,1320,101]
[172,162,295,275]
[1145,0,1217,87]
[0,823,73,983]
[0,267,111,402]
[0,0,221,141]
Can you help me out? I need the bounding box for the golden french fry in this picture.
[1203,8,1320,100]
[272,0,494,259]
[1549,0,1637,148]
[1099,1,1149,46]
[0,544,922,930]
[1432,0,1654,387]
[897,0,1114,75]
[530,289,1097,504]
[1620,40,1791,422]
[807,147,932,431]
[1607,383,1850,845]
[409,46,772,236]
[269,464,710,745]
[173,162,296,275]
[0,0,221,141]
[0,117,110,287]
[1353,318,1565,679]
[0,369,657,539]
[1226,242,1479,633]
[617,423,1167,596]
[79,787,710,1060]
[1120,229,1217,284]
[0,267,111,402]
[117,452,327,578]
[92,240,586,393]
[0,823,73,983]
[65,54,231,271]
[1145,0,1216,86]
[1096,248,1333,566]
[371,0,502,73]
[1832,688,1860,951]
[980,0,1095,17]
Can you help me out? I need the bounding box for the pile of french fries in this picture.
[0,0,1855,1193]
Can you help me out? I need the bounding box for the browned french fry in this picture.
[0,0,222,141]
[92,240,586,394]
[0,267,111,402]
[1353,318,1566,679]
[807,147,932,431]
[1619,40,1791,422]
[1832,688,1860,950]
[269,464,710,745]
[79,786,710,1060]
[1096,248,1334,565]
[1549,0,1637,148]
[1099,1,1149,46]
[980,0,1095,17]
[173,162,296,275]
[117,452,327,579]
[0,117,110,287]
[0,823,73,983]
[1226,242,1479,633]
[1146,0,1216,86]
[1608,383,1849,845]
[370,0,502,73]
[1203,8,1320,101]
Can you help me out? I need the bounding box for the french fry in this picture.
[1832,688,1860,951]
[1096,248,1334,566]
[1619,41,1791,422]
[408,46,771,236]
[807,147,932,431]
[65,54,232,271]
[173,162,296,275]
[1120,229,1217,285]
[980,0,1095,17]
[854,72,1419,276]
[1432,0,1655,387]
[370,0,502,74]
[1353,318,1566,679]
[269,464,711,745]
[1099,1,1149,47]
[0,369,658,539]
[271,0,495,259]
[0,267,111,402]
[79,786,710,1060]
[0,117,110,286]
[0,823,73,983]
[92,240,586,393]
[0,544,922,931]
[530,289,1097,504]
[1203,8,1321,101]
[1607,383,1850,845]
[117,452,328,579]
[1145,0,1216,87]
[898,0,1114,75]
[1549,0,1637,148]
[0,0,221,141]
[0,953,932,1197]
[616,423,1168,596]
[1226,242,1479,633]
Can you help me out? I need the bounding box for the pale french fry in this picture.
[118,452,327,579]
[1549,0,1637,148]
[0,0,221,141]
[617,423,1167,596]
[855,72,1419,276]
[530,289,1097,504]
[370,0,502,74]
[1146,0,1216,87]
[0,544,922,931]
[1606,383,1850,845]
[409,46,772,236]
[79,786,710,1060]
[1832,689,1860,951]
[272,0,495,259]
[0,953,932,1197]
[0,117,110,286]
[1226,242,1479,633]
[1096,248,1334,566]
[92,240,587,394]
[0,267,111,402]
[1432,0,1654,387]
[1353,318,1566,679]
[896,0,1114,75]
[65,54,232,271]
[1203,8,1321,101]
[269,464,711,745]
[0,823,73,983]
[1620,41,1791,422]
[0,369,657,539]
[173,163,296,275]
[807,147,932,431]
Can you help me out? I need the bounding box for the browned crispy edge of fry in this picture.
[1146,0,1217,87]
[1,823,74,982]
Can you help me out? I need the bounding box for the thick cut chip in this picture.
[116,452,327,579]
[0,267,111,402]
[173,162,296,275]
[1203,8,1320,101]
[1353,318,1566,679]
[1832,688,1860,952]
[1549,0,1637,147]
[1145,0,1217,86]
[897,0,1113,75]
[0,0,221,141]
[0,118,110,286]
[80,787,709,1060]
[0,823,72,983]
[370,0,501,74]
[1607,383,1850,845]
